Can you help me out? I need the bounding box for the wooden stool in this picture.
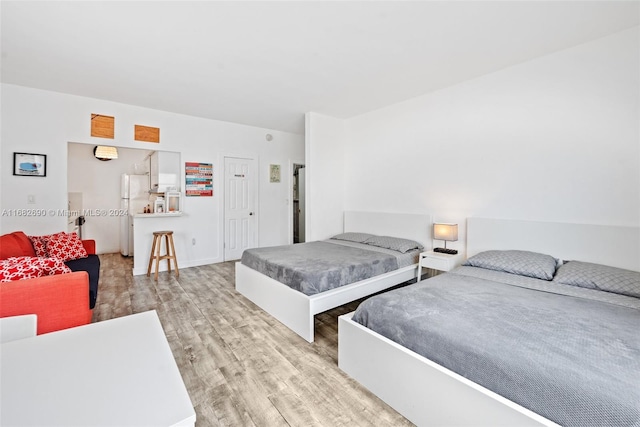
[147,231,179,280]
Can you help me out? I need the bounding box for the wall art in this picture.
[134,125,160,143]
[91,114,115,139]
[13,152,47,177]
[185,162,213,196]
[270,164,281,183]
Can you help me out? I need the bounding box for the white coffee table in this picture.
[0,310,196,427]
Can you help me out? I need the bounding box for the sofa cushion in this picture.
[0,257,44,282]
[0,232,36,259]
[45,232,88,262]
[65,254,100,309]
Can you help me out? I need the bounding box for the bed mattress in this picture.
[240,240,418,296]
[351,266,640,427]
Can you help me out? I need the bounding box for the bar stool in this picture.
[147,231,179,280]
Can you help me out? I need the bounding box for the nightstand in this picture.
[417,250,465,282]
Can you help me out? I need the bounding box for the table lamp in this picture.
[433,223,458,254]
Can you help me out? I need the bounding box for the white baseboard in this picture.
[133,257,220,276]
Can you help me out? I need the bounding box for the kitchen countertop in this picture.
[132,212,183,218]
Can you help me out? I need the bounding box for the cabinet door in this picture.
[149,152,159,192]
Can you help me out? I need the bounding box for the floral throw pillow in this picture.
[45,232,88,262]
[0,257,45,282]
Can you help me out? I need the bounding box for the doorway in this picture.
[293,164,305,243]
[224,156,257,260]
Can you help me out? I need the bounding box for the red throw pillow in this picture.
[44,232,88,262]
[37,257,72,275]
[28,235,48,257]
[29,232,66,257]
[0,257,44,282]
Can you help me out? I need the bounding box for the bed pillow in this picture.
[363,235,424,254]
[553,261,640,298]
[463,250,558,281]
[330,232,375,243]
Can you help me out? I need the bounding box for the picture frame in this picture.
[13,152,47,177]
[270,164,281,183]
[185,162,213,197]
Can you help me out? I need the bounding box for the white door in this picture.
[224,157,257,261]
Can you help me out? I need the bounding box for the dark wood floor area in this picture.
[93,254,414,426]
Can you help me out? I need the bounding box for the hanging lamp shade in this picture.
[94,146,118,161]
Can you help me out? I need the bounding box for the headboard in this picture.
[344,211,432,250]
[467,217,640,271]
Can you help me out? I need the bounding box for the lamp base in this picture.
[434,247,458,255]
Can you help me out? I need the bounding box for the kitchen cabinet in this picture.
[149,151,181,193]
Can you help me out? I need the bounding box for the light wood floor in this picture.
[93,254,414,427]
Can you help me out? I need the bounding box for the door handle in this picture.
[249,212,254,216]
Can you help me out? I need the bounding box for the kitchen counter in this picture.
[131,213,187,276]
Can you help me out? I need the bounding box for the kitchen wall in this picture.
[306,27,639,252]
[1,85,305,268]
[67,143,152,253]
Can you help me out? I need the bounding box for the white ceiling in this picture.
[2,1,638,134]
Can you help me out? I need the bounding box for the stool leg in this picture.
[154,236,162,281]
[147,235,158,277]
[164,234,171,274]
[169,234,179,278]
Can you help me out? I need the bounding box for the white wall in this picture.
[309,27,639,253]
[1,84,304,266]
[304,112,346,241]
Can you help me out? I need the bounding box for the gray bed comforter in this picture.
[352,266,640,427]
[241,241,400,296]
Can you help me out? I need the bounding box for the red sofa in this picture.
[0,231,96,335]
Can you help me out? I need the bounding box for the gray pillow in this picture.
[463,250,558,281]
[330,232,375,243]
[553,261,640,298]
[363,235,424,254]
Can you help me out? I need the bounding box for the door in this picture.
[224,157,257,261]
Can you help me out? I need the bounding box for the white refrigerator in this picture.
[120,174,149,256]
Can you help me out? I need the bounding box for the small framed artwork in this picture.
[13,152,47,177]
[270,164,281,183]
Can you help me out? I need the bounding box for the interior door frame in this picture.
[223,154,259,261]
[289,160,306,244]
[288,160,294,244]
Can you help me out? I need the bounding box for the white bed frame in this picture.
[339,217,640,426]
[235,211,432,343]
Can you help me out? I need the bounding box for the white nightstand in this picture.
[417,250,465,282]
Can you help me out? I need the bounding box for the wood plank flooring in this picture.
[93,254,415,427]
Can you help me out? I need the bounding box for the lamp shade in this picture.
[433,223,458,242]
[94,145,118,160]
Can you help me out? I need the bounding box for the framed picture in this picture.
[13,152,47,177]
[270,164,281,183]
[185,162,213,197]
